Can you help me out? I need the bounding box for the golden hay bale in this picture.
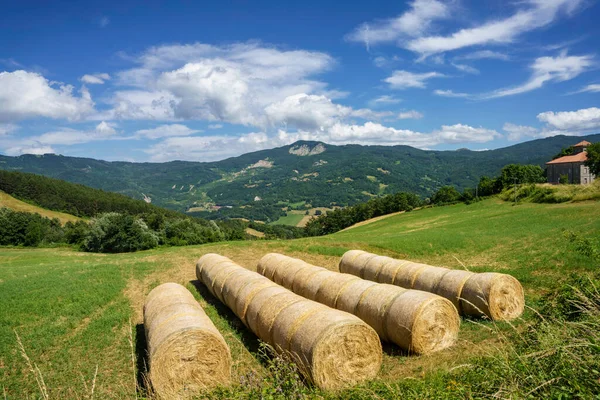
[244,286,291,333]
[143,283,231,399]
[259,254,459,354]
[288,307,383,390]
[335,279,378,314]
[460,272,525,321]
[434,270,474,312]
[297,269,334,299]
[314,273,360,308]
[220,269,258,313]
[196,254,382,390]
[339,250,524,321]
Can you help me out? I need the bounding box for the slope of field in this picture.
[1,199,599,398]
[0,190,81,224]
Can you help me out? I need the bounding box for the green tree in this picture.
[584,142,600,176]
[431,186,462,205]
[552,146,574,160]
[82,213,159,253]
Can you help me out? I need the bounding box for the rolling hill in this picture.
[1,134,598,221]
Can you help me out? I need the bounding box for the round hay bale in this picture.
[257,253,286,281]
[220,269,257,313]
[279,259,312,288]
[371,258,408,284]
[341,250,524,321]
[460,272,524,321]
[390,262,428,288]
[338,250,366,274]
[198,255,383,390]
[314,273,361,308]
[411,265,451,293]
[210,263,242,302]
[291,265,326,295]
[288,308,382,391]
[244,286,294,335]
[433,270,474,312]
[144,283,231,398]
[336,279,378,314]
[272,256,308,286]
[254,292,303,343]
[385,290,459,354]
[271,300,327,353]
[353,284,405,340]
[234,278,278,324]
[362,256,391,282]
[339,251,377,278]
[296,269,334,299]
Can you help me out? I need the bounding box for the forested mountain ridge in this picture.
[1,134,598,221]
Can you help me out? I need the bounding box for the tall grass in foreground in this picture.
[501,180,600,204]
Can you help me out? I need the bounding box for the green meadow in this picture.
[1,198,599,399]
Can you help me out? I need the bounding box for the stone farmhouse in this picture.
[546,140,595,185]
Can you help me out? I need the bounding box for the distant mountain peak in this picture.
[289,142,326,156]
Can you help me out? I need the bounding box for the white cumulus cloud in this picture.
[0,70,95,122]
[537,107,600,131]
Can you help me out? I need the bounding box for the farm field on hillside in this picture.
[0,190,82,225]
[1,199,599,398]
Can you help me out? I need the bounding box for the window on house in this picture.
[584,178,588,184]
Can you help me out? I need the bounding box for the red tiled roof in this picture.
[546,151,588,164]
[573,140,592,147]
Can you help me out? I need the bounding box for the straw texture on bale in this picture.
[143,283,231,399]
[196,254,382,390]
[339,250,525,321]
[258,253,460,354]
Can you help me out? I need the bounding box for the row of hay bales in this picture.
[195,253,383,391]
[257,253,460,354]
[339,250,525,321]
[143,251,524,397]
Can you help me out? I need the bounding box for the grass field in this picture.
[0,190,82,225]
[270,212,305,226]
[1,198,599,398]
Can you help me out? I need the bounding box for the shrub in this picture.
[82,213,159,253]
[431,186,462,205]
[164,218,223,246]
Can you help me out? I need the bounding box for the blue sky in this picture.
[1,0,599,162]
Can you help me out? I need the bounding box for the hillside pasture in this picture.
[1,199,599,398]
[0,190,82,225]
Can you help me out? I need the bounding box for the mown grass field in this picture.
[0,190,82,225]
[1,198,599,398]
[269,212,305,226]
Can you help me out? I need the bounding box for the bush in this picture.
[559,174,569,184]
[82,213,159,253]
[164,218,224,246]
[431,186,462,205]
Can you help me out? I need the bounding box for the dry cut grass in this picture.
[0,190,82,225]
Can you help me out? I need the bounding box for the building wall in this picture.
[547,162,582,184]
[580,164,596,185]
